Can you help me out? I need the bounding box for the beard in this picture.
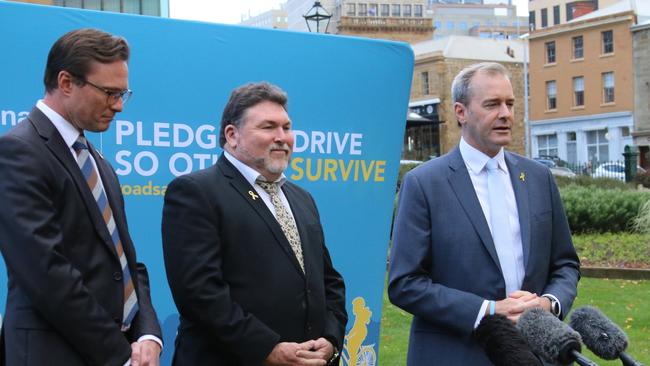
[239,142,292,178]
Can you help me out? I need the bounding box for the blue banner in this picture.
[0,2,413,364]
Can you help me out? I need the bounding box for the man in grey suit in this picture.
[388,62,580,365]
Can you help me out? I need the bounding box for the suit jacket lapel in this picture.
[447,147,502,272]
[217,156,305,277]
[29,108,118,258]
[505,152,531,271]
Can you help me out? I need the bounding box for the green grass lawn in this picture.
[379,277,650,365]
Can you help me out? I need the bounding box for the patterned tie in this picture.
[486,158,521,296]
[256,179,305,272]
[72,135,138,331]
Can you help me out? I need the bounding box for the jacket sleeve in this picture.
[387,170,485,337]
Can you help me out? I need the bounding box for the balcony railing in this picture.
[336,16,433,31]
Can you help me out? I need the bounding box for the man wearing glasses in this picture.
[0,28,162,366]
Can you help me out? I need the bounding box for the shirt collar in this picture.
[459,137,507,175]
[223,150,287,187]
[36,99,82,150]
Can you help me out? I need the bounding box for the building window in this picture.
[403,4,412,17]
[621,126,630,137]
[545,41,556,63]
[380,4,389,16]
[529,10,536,30]
[573,76,584,106]
[458,21,467,30]
[421,71,430,95]
[546,80,557,110]
[572,36,583,59]
[141,0,160,15]
[587,129,609,163]
[83,0,101,10]
[537,134,558,157]
[414,4,423,17]
[123,0,140,14]
[566,132,577,164]
[602,72,615,103]
[347,3,356,16]
[391,4,400,16]
[358,3,367,16]
[368,3,377,16]
[541,8,548,28]
[447,21,454,30]
[434,20,441,29]
[602,30,614,54]
[97,0,119,12]
[553,5,560,25]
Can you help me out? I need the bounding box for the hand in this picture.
[494,291,542,323]
[296,337,334,363]
[264,341,326,366]
[130,340,161,366]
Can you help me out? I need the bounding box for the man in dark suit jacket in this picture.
[0,28,162,366]
[162,82,347,366]
[388,62,580,365]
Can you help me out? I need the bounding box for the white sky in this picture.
[169,0,529,25]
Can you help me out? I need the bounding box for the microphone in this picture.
[473,314,543,366]
[569,306,644,366]
[517,308,598,366]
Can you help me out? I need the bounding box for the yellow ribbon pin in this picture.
[519,172,526,182]
[248,191,259,200]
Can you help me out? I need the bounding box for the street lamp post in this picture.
[303,1,332,33]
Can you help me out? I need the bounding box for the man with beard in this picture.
[162,82,347,366]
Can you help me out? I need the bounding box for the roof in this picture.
[569,0,650,24]
[412,35,524,62]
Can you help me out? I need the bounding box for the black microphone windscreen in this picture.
[569,306,628,360]
[517,307,583,365]
[474,314,542,366]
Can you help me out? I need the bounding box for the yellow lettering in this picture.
[361,160,375,181]
[306,158,322,181]
[374,160,386,182]
[339,159,353,181]
[324,159,337,181]
[290,157,304,180]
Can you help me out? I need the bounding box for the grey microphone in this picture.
[569,306,644,366]
[517,308,598,366]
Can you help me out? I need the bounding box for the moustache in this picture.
[269,144,291,153]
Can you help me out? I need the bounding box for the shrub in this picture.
[555,175,633,190]
[560,186,650,233]
[632,198,650,235]
[573,232,650,267]
[397,162,421,189]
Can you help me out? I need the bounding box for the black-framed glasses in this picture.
[74,75,133,105]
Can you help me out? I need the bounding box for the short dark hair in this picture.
[44,28,130,93]
[219,82,288,147]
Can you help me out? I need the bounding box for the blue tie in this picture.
[72,136,139,331]
[486,158,520,296]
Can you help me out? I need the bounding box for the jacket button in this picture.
[114,317,121,324]
[307,323,312,332]
[113,272,122,281]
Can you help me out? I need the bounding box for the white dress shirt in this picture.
[459,137,525,328]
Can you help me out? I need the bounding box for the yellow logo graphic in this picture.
[340,297,376,366]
